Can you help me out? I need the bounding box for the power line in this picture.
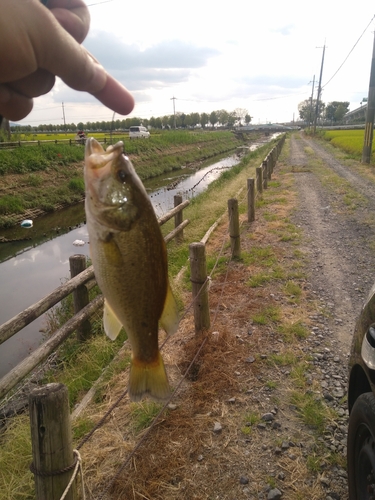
[322,14,375,89]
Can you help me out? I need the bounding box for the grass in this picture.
[0,130,246,228]
[279,321,309,343]
[301,149,366,213]
[247,265,286,287]
[130,402,163,433]
[320,129,375,160]
[0,416,33,500]
[290,391,334,433]
[252,305,281,325]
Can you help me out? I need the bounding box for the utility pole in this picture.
[313,45,326,134]
[170,96,177,129]
[362,31,375,163]
[308,75,315,129]
[62,102,66,134]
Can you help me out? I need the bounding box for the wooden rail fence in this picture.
[0,134,286,500]
[0,137,114,149]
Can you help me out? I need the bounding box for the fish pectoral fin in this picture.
[159,284,180,336]
[103,299,123,340]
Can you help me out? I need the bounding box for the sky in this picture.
[20,0,375,127]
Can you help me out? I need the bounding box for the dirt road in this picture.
[290,133,375,352]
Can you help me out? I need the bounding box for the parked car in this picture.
[347,282,375,498]
[129,126,150,139]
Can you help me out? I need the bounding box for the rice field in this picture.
[322,129,375,158]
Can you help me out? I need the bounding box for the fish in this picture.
[84,138,179,402]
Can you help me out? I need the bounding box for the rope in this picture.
[30,453,78,477]
[30,450,85,500]
[60,450,85,500]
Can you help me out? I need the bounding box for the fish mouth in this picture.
[85,138,126,181]
[85,138,125,166]
[85,137,104,156]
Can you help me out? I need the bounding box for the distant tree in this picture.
[209,111,218,128]
[298,99,325,124]
[168,115,175,128]
[179,113,187,128]
[183,114,191,127]
[162,115,170,129]
[154,117,163,129]
[189,112,200,127]
[77,122,84,130]
[234,108,248,126]
[245,114,252,125]
[217,109,229,126]
[227,111,237,127]
[325,101,350,123]
[200,112,209,128]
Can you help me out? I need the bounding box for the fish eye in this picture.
[117,169,127,183]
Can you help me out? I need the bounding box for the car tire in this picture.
[348,392,375,499]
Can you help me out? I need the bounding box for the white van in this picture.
[129,125,150,139]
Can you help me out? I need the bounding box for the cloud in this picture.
[236,74,310,93]
[81,32,220,94]
[84,32,219,70]
[271,24,295,36]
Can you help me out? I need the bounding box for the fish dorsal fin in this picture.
[103,299,123,340]
[159,284,180,336]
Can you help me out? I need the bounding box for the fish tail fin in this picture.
[128,351,170,402]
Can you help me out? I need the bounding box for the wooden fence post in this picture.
[189,242,210,333]
[270,148,276,173]
[262,160,268,189]
[228,198,241,258]
[267,154,272,180]
[256,166,263,195]
[69,255,91,341]
[29,383,76,500]
[174,194,183,243]
[247,178,255,222]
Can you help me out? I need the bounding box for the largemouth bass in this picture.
[84,138,179,401]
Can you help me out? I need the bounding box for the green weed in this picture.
[252,305,281,325]
[131,401,163,433]
[279,321,309,343]
[290,392,332,433]
[68,177,85,193]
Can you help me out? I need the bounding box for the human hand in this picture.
[0,0,134,121]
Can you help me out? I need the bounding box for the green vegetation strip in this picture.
[0,131,244,228]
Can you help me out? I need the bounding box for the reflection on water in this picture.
[0,225,90,378]
[0,150,242,378]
